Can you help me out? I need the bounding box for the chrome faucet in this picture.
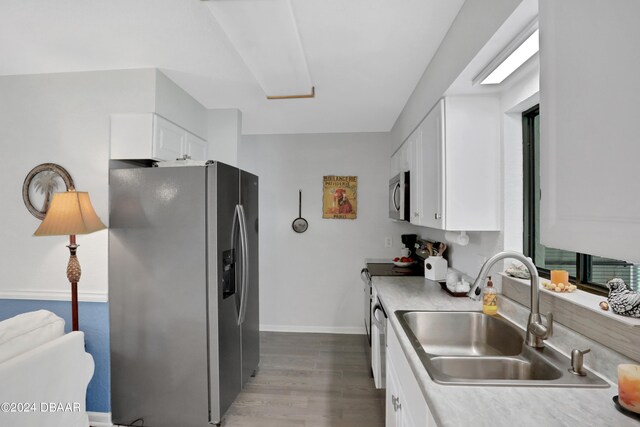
[468,251,553,348]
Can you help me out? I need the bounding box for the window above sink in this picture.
[522,105,640,295]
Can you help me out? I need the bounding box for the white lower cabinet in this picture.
[386,356,402,427]
[386,324,437,427]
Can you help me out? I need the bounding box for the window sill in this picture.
[500,272,640,361]
[499,272,640,328]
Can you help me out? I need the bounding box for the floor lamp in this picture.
[34,190,106,331]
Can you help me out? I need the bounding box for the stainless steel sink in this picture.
[429,355,562,381]
[402,311,523,356]
[396,310,609,388]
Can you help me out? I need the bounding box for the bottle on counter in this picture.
[482,276,498,315]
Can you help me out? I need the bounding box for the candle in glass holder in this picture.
[619,364,640,414]
[550,270,569,285]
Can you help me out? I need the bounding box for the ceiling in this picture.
[445,0,539,98]
[0,0,465,135]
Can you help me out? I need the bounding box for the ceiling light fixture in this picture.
[473,20,539,86]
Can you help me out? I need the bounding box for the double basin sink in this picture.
[396,311,608,387]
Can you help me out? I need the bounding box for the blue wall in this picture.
[0,300,110,413]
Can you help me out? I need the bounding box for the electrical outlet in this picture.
[384,237,393,248]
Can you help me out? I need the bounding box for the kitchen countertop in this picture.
[365,258,396,264]
[373,276,637,427]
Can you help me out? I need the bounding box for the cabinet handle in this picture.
[391,395,402,412]
[434,213,441,220]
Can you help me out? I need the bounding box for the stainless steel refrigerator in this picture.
[108,162,259,426]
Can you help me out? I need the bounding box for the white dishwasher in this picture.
[371,286,387,389]
[364,249,427,389]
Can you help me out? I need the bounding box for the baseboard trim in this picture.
[0,289,108,303]
[88,411,112,427]
[260,324,364,334]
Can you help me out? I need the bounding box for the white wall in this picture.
[501,62,539,254]
[0,68,208,301]
[390,0,523,152]
[239,132,414,333]
[207,109,241,166]
[0,69,157,301]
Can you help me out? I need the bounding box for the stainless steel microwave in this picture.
[389,171,410,221]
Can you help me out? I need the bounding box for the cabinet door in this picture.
[387,324,437,427]
[185,132,208,161]
[540,0,640,262]
[390,148,401,179]
[409,129,423,225]
[391,143,411,180]
[153,116,185,161]
[386,356,401,427]
[400,143,411,172]
[420,100,445,229]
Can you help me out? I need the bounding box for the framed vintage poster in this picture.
[322,176,357,219]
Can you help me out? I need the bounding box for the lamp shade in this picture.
[34,191,106,236]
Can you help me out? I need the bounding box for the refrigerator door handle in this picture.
[237,204,250,325]
[228,205,242,309]
[231,206,239,253]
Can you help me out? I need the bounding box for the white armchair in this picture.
[0,310,94,427]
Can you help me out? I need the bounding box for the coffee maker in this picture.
[401,234,418,257]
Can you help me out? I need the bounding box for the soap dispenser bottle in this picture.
[482,276,498,315]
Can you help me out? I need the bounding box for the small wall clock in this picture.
[22,163,75,220]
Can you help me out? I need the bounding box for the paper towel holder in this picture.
[444,231,469,247]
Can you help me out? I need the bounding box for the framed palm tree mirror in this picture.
[22,163,75,220]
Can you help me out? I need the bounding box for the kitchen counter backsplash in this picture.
[498,295,637,383]
[502,273,640,362]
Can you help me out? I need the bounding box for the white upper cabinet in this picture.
[390,147,402,179]
[409,126,423,226]
[111,113,208,161]
[153,115,186,161]
[403,97,500,231]
[185,132,208,161]
[539,0,640,263]
[390,141,411,179]
[417,100,444,229]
